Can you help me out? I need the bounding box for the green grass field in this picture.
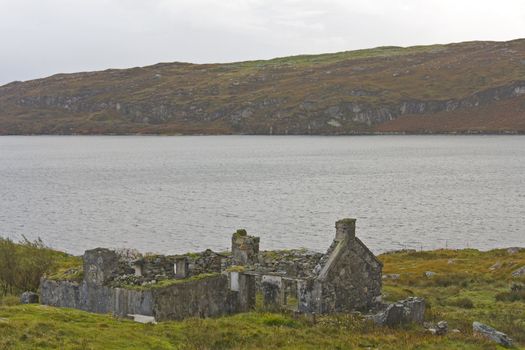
[1,247,524,349]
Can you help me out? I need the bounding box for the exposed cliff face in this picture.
[1,39,525,134]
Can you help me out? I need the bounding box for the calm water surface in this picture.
[0,135,524,255]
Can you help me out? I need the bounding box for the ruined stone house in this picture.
[40,218,382,321]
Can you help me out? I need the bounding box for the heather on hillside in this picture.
[1,39,525,135]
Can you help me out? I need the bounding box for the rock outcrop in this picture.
[473,322,513,347]
[20,291,39,304]
[371,297,426,327]
[2,39,525,135]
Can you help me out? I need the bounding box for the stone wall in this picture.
[83,248,131,285]
[232,230,259,265]
[316,237,382,313]
[152,274,254,321]
[137,255,181,281]
[189,249,225,276]
[40,279,81,309]
[255,250,323,278]
[40,279,155,317]
[41,273,255,321]
[40,218,381,320]
[297,219,382,314]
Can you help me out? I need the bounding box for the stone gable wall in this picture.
[318,237,382,312]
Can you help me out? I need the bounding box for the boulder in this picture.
[473,322,513,347]
[489,261,502,271]
[372,297,425,327]
[507,247,522,255]
[427,321,448,335]
[435,321,448,335]
[512,266,525,277]
[425,271,436,278]
[20,291,39,304]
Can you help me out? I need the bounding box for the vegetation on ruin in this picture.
[232,229,248,239]
[119,273,221,291]
[0,237,79,295]
[225,265,246,273]
[0,241,524,349]
[46,267,84,283]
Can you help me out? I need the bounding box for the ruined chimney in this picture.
[335,218,356,242]
[232,229,260,265]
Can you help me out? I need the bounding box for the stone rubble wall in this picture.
[40,279,81,309]
[41,273,255,321]
[151,274,254,321]
[40,279,154,317]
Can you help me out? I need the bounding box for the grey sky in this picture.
[1,0,524,85]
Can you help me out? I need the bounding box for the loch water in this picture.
[1,135,524,255]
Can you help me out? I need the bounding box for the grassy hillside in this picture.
[1,39,525,134]
[1,247,524,349]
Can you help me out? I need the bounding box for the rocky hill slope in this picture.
[1,39,525,134]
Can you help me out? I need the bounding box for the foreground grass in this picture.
[0,248,524,349]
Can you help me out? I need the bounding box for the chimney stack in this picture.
[335,218,356,242]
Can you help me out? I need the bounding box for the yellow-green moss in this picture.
[121,273,220,291]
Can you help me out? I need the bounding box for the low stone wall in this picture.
[41,273,255,321]
[152,274,254,321]
[40,279,81,309]
[40,279,154,317]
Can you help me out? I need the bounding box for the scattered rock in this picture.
[512,266,525,277]
[372,297,425,327]
[425,271,436,278]
[427,321,448,335]
[507,247,522,255]
[436,321,448,335]
[473,322,513,347]
[127,314,157,324]
[382,274,400,280]
[489,261,502,271]
[20,291,39,304]
[451,329,461,333]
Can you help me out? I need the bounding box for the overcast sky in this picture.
[1,0,524,85]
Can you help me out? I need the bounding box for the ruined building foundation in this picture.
[40,218,382,321]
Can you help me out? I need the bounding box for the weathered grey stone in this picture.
[489,261,502,271]
[473,322,513,347]
[512,266,525,277]
[506,247,523,255]
[335,218,355,242]
[372,297,426,327]
[428,321,448,335]
[425,271,436,278]
[40,217,382,321]
[128,314,156,324]
[83,248,121,286]
[261,275,283,310]
[232,230,260,265]
[307,220,383,314]
[40,279,80,309]
[382,274,400,280]
[20,291,39,304]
